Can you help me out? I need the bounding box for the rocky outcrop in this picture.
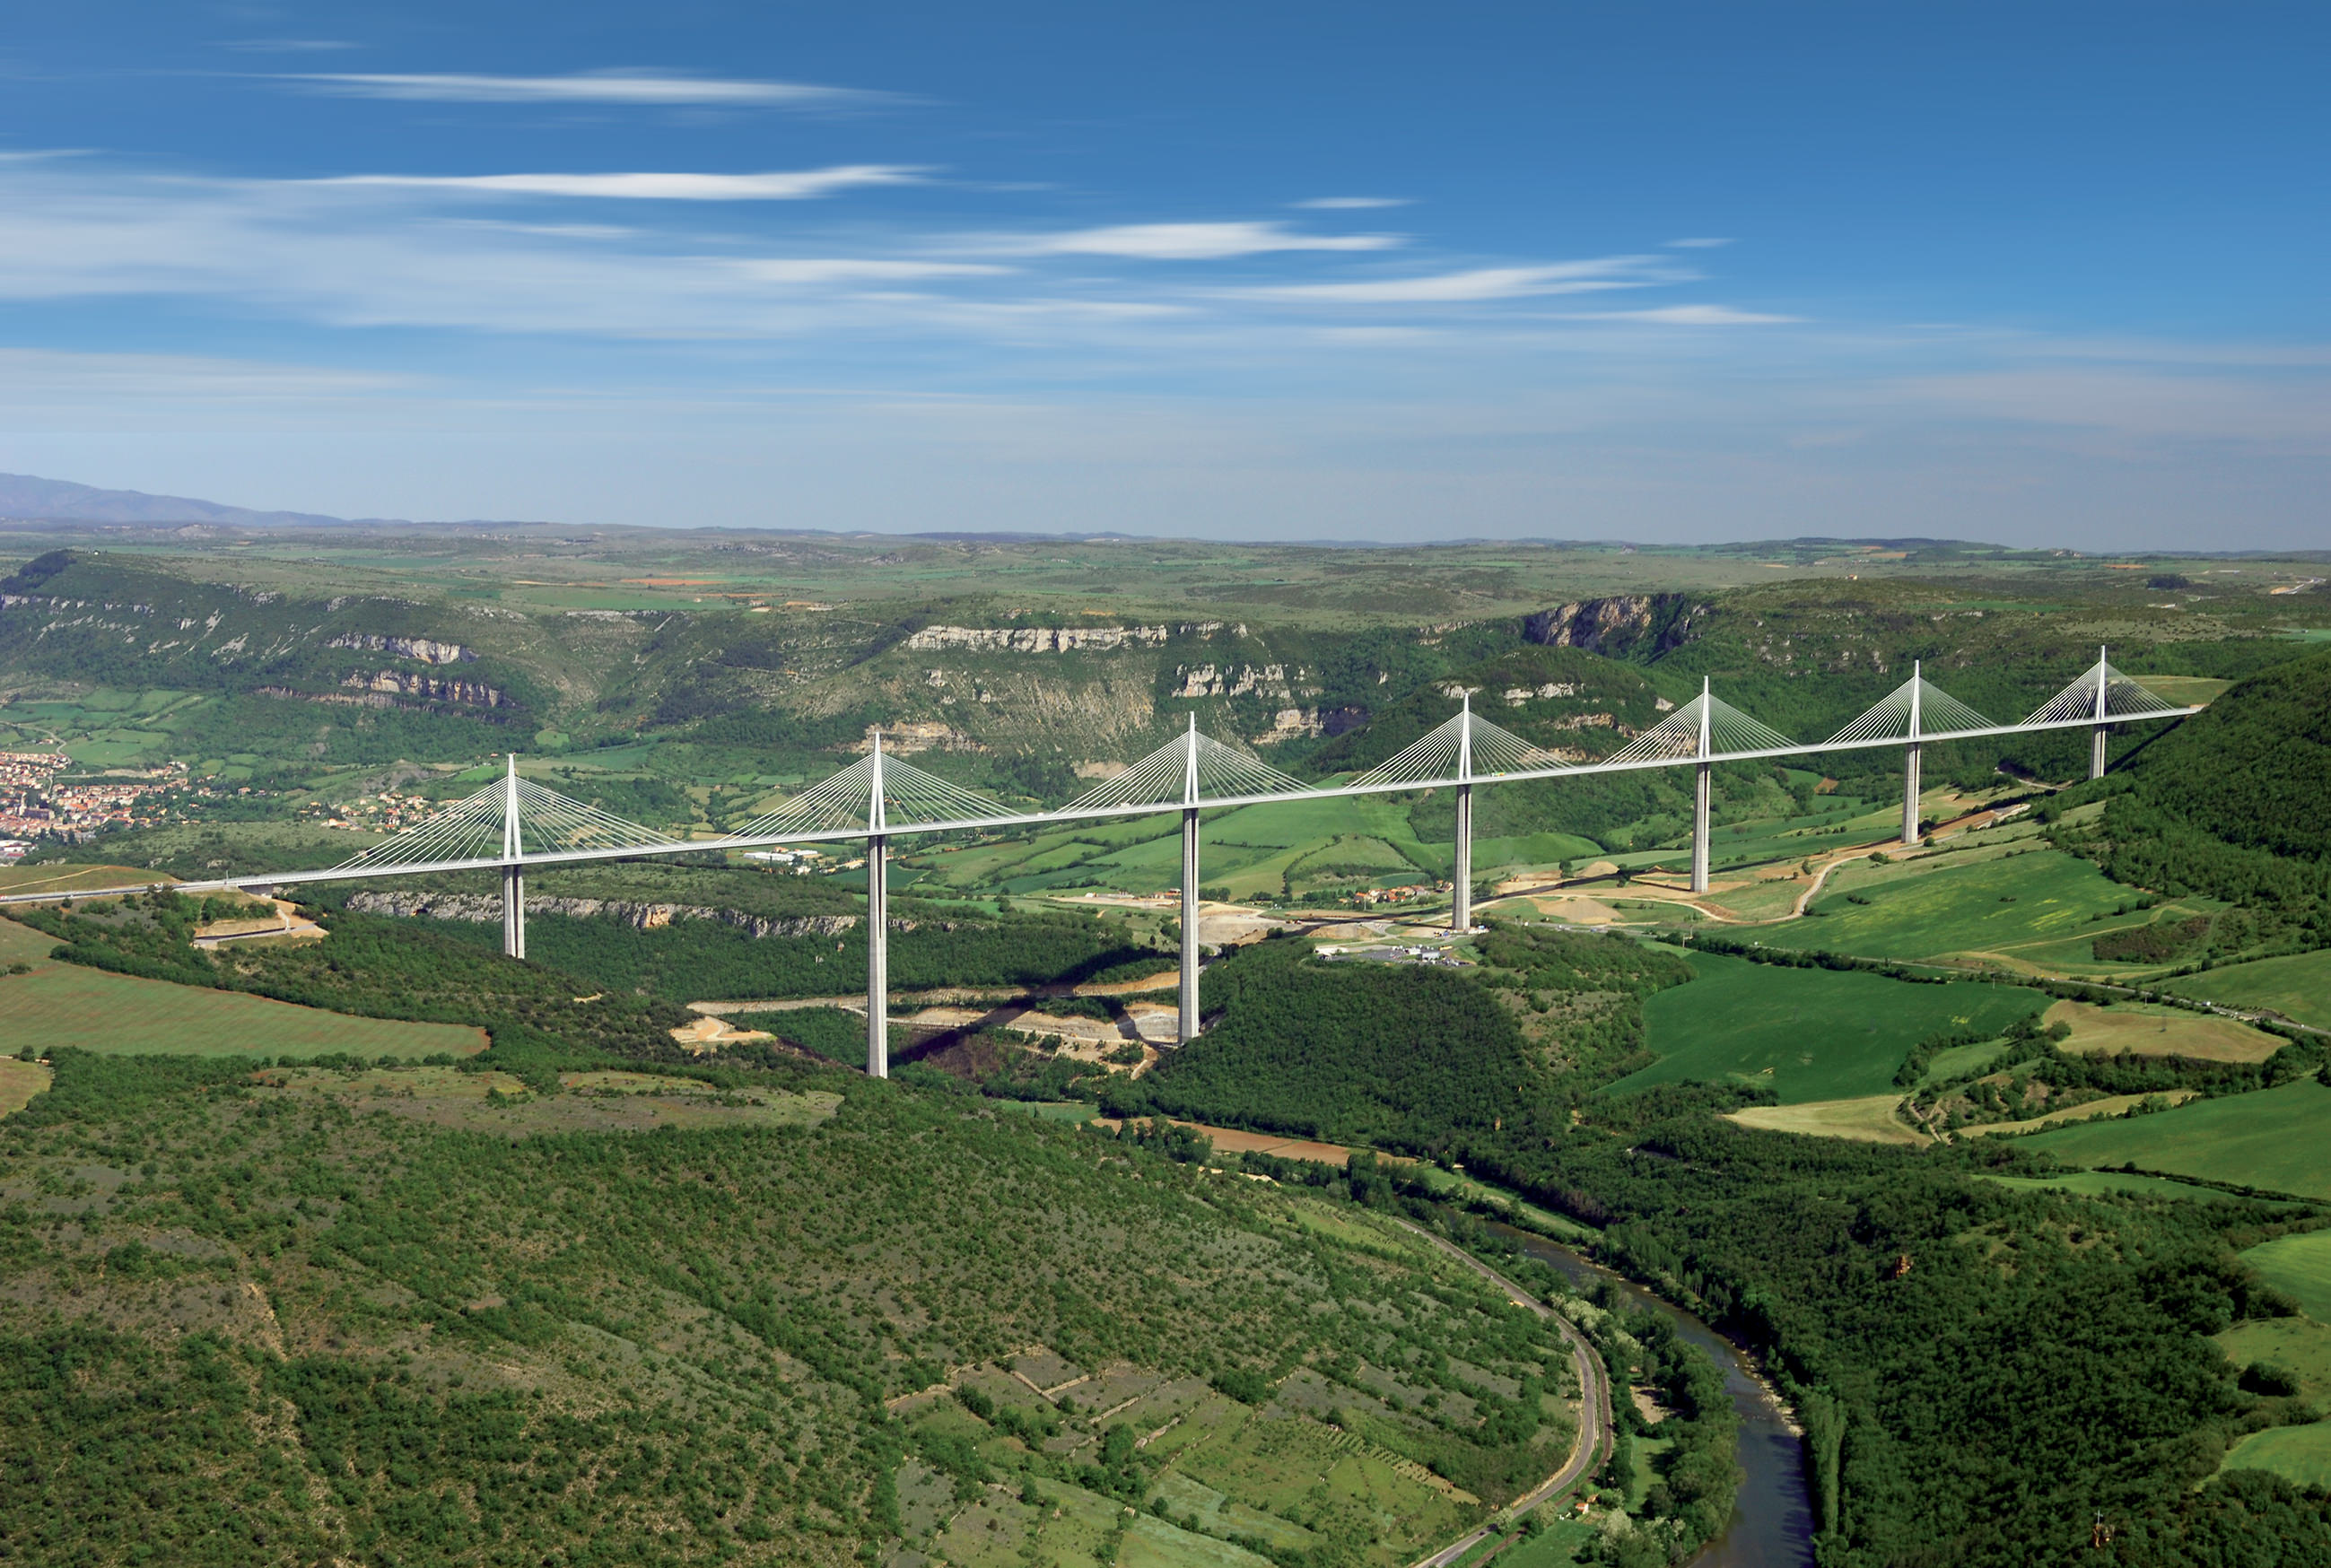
[346,891,887,937]
[1523,596,1701,659]
[342,670,506,706]
[854,721,982,754]
[904,621,1241,652]
[327,632,474,664]
[1173,663,1295,700]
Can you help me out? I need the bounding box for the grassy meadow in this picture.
[2242,1232,2331,1324]
[2166,949,2331,1031]
[2021,1080,2331,1199]
[1761,845,2204,971]
[2045,999,2286,1062]
[1605,950,2047,1103]
[0,914,485,1058]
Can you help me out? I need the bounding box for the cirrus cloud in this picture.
[1244,259,1665,304]
[280,72,895,109]
[306,166,925,201]
[987,221,1400,260]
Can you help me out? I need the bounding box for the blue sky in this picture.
[1,2,2325,546]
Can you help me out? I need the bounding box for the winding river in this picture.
[1487,1222,1817,1568]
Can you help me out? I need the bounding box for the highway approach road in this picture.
[1394,1219,1612,1568]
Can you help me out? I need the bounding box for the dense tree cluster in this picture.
[1104,936,1535,1150]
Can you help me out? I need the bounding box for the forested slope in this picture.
[0,1049,1588,1567]
[2049,646,2331,940]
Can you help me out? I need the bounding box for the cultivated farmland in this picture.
[1605,951,2047,1102]
[2166,949,2331,1031]
[0,926,485,1059]
[2046,999,2285,1062]
[2021,1080,2331,1199]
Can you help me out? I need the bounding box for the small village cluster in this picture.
[0,751,183,859]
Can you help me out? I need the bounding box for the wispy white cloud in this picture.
[308,167,923,201]
[728,258,1008,285]
[1666,237,1733,248]
[280,71,895,108]
[1295,196,1409,210]
[987,222,1400,260]
[1244,259,1663,304]
[1559,304,1798,326]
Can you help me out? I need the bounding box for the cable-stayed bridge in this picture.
[2,649,2196,1078]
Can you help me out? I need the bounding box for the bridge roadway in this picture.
[0,703,2196,906]
[0,664,2196,1082]
[1392,1218,1612,1568]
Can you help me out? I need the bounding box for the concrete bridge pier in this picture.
[1452,782,1473,931]
[1180,806,1200,1043]
[1690,762,1711,894]
[501,865,526,960]
[866,734,890,1078]
[2089,645,2111,780]
[1689,678,1713,895]
[500,753,526,959]
[1900,744,1923,848]
[866,833,888,1077]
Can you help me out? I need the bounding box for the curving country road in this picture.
[1393,1219,1611,1568]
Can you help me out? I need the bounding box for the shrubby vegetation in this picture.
[0,1046,1592,1566]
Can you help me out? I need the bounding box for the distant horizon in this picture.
[4,466,2328,565]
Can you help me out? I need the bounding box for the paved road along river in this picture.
[1489,1223,1817,1568]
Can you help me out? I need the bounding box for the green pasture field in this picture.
[1604,951,2047,1103]
[1979,1171,2239,1204]
[2222,1317,2331,1403]
[2221,1424,2331,1489]
[1490,1519,1598,1568]
[2132,675,2232,706]
[2021,1080,2331,1200]
[2165,949,2331,1031]
[0,935,485,1058]
[1760,844,2204,971]
[2242,1231,2331,1323]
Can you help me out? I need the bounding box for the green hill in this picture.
[2047,646,2331,928]
[0,1049,1585,1568]
[2116,645,2331,863]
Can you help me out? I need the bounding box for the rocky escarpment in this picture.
[1523,595,1701,659]
[345,892,900,936]
[342,670,507,706]
[904,622,1241,653]
[327,633,474,665]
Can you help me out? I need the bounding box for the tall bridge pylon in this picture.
[1066,718,1306,1042]
[2024,648,2185,780]
[1825,664,1998,846]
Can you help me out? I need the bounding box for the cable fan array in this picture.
[332,774,677,871]
[1063,720,1307,811]
[1349,706,1546,788]
[729,747,1007,838]
[1825,668,1997,745]
[1604,687,1797,765]
[2024,656,2187,726]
